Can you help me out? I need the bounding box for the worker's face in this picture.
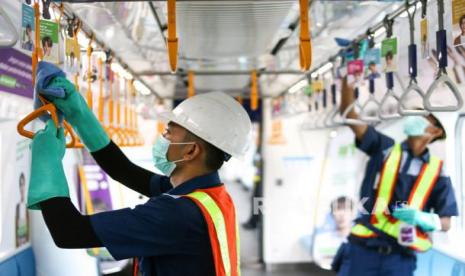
[407,116,443,152]
[162,122,199,170]
[332,207,353,231]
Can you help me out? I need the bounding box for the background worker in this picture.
[27,75,251,276]
[332,77,458,276]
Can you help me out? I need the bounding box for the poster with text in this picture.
[381,37,398,73]
[452,0,465,48]
[20,4,34,52]
[40,19,59,64]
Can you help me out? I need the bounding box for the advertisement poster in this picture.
[40,19,60,64]
[78,151,114,259]
[381,37,398,73]
[452,0,465,48]
[311,79,324,92]
[20,3,35,52]
[0,121,32,259]
[364,48,381,80]
[0,48,33,98]
[420,18,430,59]
[301,128,364,269]
[79,151,113,214]
[65,37,80,74]
[347,60,364,84]
[14,138,31,248]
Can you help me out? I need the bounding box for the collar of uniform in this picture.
[167,171,222,196]
[401,141,430,163]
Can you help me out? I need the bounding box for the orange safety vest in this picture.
[351,144,443,252]
[133,185,240,276]
[183,186,241,276]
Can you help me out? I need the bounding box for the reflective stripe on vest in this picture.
[184,191,241,276]
[351,144,443,252]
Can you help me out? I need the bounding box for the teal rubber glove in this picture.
[45,77,110,152]
[392,208,441,232]
[28,120,70,210]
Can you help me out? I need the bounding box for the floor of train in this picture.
[110,180,334,276]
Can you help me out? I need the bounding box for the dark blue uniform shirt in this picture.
[352,126,458,246]
[90,171,222,276]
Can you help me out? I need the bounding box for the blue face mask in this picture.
[403,116,430,137]
[152,136,195,176]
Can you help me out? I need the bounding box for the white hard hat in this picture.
[160,92,253,160]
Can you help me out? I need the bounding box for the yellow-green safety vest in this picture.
[351,144,443,252]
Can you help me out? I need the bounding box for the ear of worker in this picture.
[37,61,110,152]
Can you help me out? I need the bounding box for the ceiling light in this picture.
[134,80,152,96]
[374,28,386,39]
[288,79,308,94]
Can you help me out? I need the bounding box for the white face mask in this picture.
[152,136,195,176]
[403,116,431,137]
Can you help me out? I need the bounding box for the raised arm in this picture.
[339,76,368,141]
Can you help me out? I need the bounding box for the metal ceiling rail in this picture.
[59,0,299,2]
[281,0,420,97]
[138,70,307,76]
[309,0,420,78]
[60,3,160,98]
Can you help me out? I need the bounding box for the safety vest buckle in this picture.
[377,244,393,255]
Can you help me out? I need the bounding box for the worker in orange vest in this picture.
[27,73,250,276]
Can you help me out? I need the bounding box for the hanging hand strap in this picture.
[299,0,312,71]
[423,0,463,111]
[167,0,178,72]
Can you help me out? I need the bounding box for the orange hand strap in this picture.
[167,0,178,72]
[250,70,258,111]
[188,71,195,98]
[17,96,77,148]
[108,69,114,128]
[299,0,312,71]
[98,57,104,123]
[86,34,94,109]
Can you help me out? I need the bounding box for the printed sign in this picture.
[268,120,286,145]
[0,48,33,98]
[20,4,35,52]
[420,18,430,59]
[364,48,381,80]
[452,0,465,48]
[39,19,59,64]
[65,37,81,74]
[381,37,398,72]
[312,80,324,92]
[347,60,364,76]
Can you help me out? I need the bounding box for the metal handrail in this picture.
[423,0,463,112]
[341,87,366,126]
[398,0,428,116]
[379,72,402,120]
[0,6,18,48]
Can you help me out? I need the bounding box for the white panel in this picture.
[262,98,329,264]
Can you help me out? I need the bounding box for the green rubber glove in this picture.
[45,77,110,152]
[28,120,69,210]
[392,208,441,232]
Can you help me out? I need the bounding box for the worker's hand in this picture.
[392,208,441,232]
[28,119,70,210]
[45,76,110,152]
[46,77,89,119]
